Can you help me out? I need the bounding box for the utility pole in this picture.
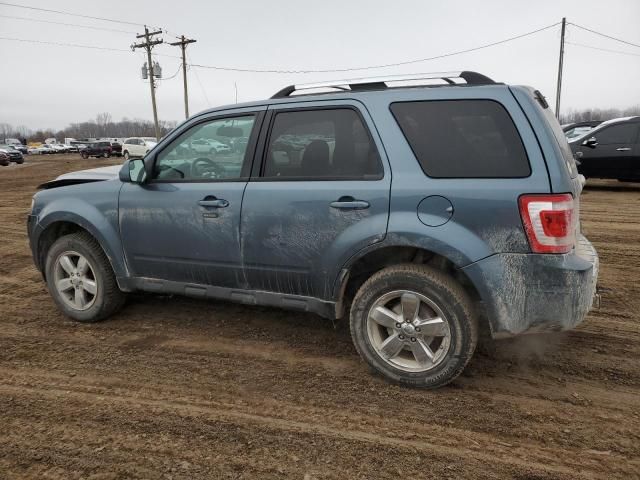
[132,26,163,140]
[170,35,197,119]
[555,17,567,120]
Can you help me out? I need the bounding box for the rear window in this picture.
[390,100,530,178]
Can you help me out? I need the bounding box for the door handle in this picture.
[198,196,229,208]
[330,196,370,210]
[616,147,631,152]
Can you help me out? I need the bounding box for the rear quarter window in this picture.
[390,99,530,178]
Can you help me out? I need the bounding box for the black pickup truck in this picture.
[80,141,112,159]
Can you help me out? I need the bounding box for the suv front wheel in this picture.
[350,264,477,388]
[123,151,129,160]
[45,232,126,322]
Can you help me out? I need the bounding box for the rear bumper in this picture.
[462,235,599,338]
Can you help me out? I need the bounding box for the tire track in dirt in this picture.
[0,382,628,479]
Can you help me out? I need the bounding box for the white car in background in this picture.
[50,144,69,153]
[190,139,231,155]
[29,144,56,155]
[122,137,157,160]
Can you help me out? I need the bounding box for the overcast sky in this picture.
[1,0,639,131]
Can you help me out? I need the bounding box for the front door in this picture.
[119,110,264,287]
[240,104,391,300]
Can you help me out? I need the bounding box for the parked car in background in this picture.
[190,138,231,155]
[0,151,10,166]
[80,141,112,158]
[0,144,24,163]
[29,144,56,155]
[229,136,249,153]
[50,144,70,153]
[29,72,599,389]
[563,120,602,140]
[122,137,157,160]
[569,116,640,181]
[10,143,28,154]
[110,142,123,157]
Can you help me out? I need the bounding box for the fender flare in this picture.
[35,207,129,280]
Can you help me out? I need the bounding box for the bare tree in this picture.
[0,122,12,141]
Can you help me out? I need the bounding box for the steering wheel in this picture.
[192,157,224,179]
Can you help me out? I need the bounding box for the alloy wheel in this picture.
[366,290,451,372]
[53,251,98,311]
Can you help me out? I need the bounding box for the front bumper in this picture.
[27,214,43,272]
[462,235,599,338]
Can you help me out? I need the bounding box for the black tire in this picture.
[81,152,88,159]
[350,264,478,389]
[44,232,126,323]
[123,151,130,160]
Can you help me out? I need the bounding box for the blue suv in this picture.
[28,72,599,388]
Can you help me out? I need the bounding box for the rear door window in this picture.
[595,123,639,144]
[262,108,383,179]
[390,100,530,178]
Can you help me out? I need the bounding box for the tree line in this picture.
[2,105,639,143]
[559,105,640,124]
[0,113,178,143]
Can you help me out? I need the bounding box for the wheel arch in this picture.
[334,244,486,332]
[35,212,129,288]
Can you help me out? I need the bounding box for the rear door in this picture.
[579,122,637,179]
[627,122,640,179]
[240,101,391,300]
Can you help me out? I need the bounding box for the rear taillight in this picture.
[519,194,576,254]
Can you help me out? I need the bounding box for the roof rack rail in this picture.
[271,71,496,99]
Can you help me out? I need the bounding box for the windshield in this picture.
[565,126,594,140]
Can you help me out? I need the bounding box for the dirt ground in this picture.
[0,154,638,479]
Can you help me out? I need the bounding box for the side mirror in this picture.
[119,158,147,183]
[583,137,598,148]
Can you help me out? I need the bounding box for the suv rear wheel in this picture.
[45,232,126,322]
[350,264,477,388]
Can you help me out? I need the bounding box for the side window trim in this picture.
[147,111,265,184]
[253,104,384,182]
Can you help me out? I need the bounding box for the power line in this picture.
[0,13,137,34]
[0,36,130,52]
[0,23,559,74]
[0,1,149,28]
[187,51,211,106]
[566,41,640,57]
[162,63,183,80]
[187,22,561,73]
[569,22,640,49]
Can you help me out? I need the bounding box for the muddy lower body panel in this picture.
[462,235,599,338]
